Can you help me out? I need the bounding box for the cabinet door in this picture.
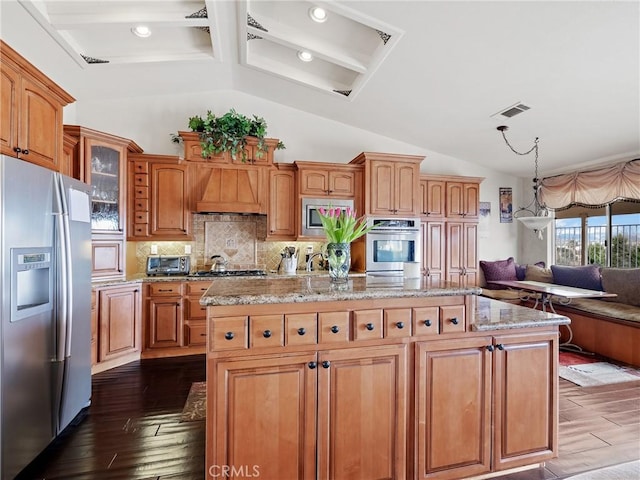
[492,332,558,471]
[423,179,446,218]
[463,183,480,219]
[300,168,330,195]
[0,62,19,156]
[415,337,492,479]
[317,345,407,480]
[445,221,478,287]
[150,162,190,237]
[395,162,418,215]
[87,138,126,233]
[98,285,141,362]
[19,76,63,171]
[209,353,317,480]
[422,221,445,286]
[91,239,124,279]
[147,297,183,348]
[370,160,395,215]
[329,170,356,196]
[446,182,479,219]
[268,167,296,238]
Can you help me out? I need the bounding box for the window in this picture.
[554,200,640,267]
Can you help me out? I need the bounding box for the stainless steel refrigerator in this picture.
[0,155,92,479]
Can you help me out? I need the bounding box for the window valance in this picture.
[540,159,640,210]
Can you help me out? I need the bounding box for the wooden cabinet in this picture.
[146,282,184,349]
[96,284,142,365]
[128,154,190,240]
[419,178,446,218]
[415,331,557,479]
[209,344,407,480]
[446,181,480,219]
[179,131,279,165]
[350,152,423,216]
[193,164,267,214]
[421,221,445,286]
[295,161,358,198]
[446,221,478,286]
[267,163,297,239]
[64,125,142,280]
[185,282,209,347]
[1,41,74,172]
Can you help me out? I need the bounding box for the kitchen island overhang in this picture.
[201,276,569,480]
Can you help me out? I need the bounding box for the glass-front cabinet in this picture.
[64,125,142,280]
[90,143,124,232]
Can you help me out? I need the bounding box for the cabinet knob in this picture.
[13,147,21,154]
[297,327,306,336]
[263,330,272,338]
[365,323,374,331]
[224,332,235,340]
[396,322,405,329]
[308,362,317,369]
[322,360,331,369]
[486,345,494,352]
[424,319,432,327]
[450,317,459,325]
[330,325,340,333]
[496,344,504,350]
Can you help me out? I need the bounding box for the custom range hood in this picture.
[195,167,265,214]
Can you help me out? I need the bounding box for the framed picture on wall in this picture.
[499,187,513,223]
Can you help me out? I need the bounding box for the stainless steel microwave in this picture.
[301,198,354,237]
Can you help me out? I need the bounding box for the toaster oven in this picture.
[146,255,191,276]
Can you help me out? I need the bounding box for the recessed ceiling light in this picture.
[131,25,152,38]
[308,6,327,23]
[297,50,314,62]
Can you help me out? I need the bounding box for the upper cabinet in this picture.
[350,152,423,217]
[446,181,481,219]
[1,41,74,172]
[64,125,142,280]
[295,161,359,198]
[419,178,446,218]
[421,174,483,221]
[128,154,191,240]
[267,163,297,240]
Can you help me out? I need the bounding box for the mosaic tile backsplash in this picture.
[131,214,325,274]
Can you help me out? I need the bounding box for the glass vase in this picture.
[326,242,350,283]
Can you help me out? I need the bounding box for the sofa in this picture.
[479,258,640,366]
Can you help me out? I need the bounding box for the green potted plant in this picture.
[174,109,285,162]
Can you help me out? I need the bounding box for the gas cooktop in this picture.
[189,269,267,277]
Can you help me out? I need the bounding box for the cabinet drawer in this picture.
[133,198,149,211]
[133,224,149,237]
[285,313,317,346]
[133,161,149,174]
[187,282,211,295]
[134,173,148,187]
[412,307,440,336]
[148,282,183,296]
[384,309,412,338]
[353,309,383,340]
[134,186,148,198]
[185,297,206,320]
[440,305,465,333]
[186,323,207,346]
[211,316,248,351]
[318,311,351,344]
[250,314,284,348]
[134,211,149,224]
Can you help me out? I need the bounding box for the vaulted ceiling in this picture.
[12,0,640,177]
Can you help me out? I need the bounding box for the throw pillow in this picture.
[516,261,546,281]
[479,257,517,289]
[601,268,640,306]
[525,264,553,283]
[550,264,603,291]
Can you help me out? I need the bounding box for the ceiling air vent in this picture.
[495,103,531,118]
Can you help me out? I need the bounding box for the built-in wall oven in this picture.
[301,198,354,237]
[365,217,421,275]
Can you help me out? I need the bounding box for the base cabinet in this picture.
[96,284,142,365]
[208,344,407,480]
[415,332,557,479]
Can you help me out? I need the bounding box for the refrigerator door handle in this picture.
[58,174,75,359]
[53,175,69,362]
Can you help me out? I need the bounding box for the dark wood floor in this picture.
[17,355,640,480]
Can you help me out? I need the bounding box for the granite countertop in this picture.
[200,275,481,306]
[472,296,570,331]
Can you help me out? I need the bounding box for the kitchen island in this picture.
[201,276,569,480]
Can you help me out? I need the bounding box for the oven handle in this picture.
[368,229,420,235]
